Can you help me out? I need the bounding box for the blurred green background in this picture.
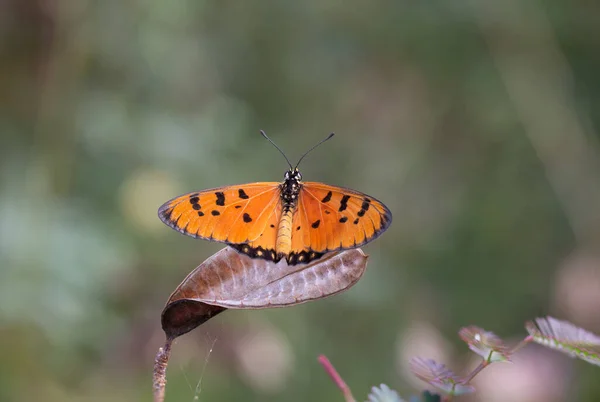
[2,1,600,401]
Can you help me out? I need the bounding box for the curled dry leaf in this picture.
[161,247,368,339]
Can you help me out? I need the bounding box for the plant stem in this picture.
[318,355,356,402]
[510,335,533,354]
[153,337,173,402]
[462,360,488,384]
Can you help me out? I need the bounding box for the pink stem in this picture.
[510,335,533,354]
[462,360,488,384]
[318,355,356,402]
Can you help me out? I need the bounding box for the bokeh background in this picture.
[2,1,600,401]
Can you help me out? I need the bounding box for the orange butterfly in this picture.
[158,131,392,265]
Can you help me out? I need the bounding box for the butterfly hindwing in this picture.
[294,182,392,254]
[158,182,282,245]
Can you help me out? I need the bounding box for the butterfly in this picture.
[158,131,392,265]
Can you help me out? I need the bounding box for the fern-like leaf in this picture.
[525,316,600,366]
[409,357,475,396]
[459,325,511,363]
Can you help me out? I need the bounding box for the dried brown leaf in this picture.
[161,247,368,339]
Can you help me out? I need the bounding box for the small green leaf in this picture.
[366,384,404,402]
[409,357,475,396]
[526,316,600,367]
[459,325,511,363]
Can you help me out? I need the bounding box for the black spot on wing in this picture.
[339,195,350,212]
[192,204,201,211]
[285,250,323,265]
[360,201,392,244]
[198,211,205,217]
[311,220,321,229]
[235,205,242,209]
[339,216,348,223]
[243,213,252,223]
[382,208,392,227]
[238,189,249,199]
[215,192,225,206]
[211,210,220,216]
[357,199,370,217]
[161,207,173,222]
[287,253,297,265]
[325,210,331,214]
[321,191,332,203]
[353,218,359,224]
[189,196,200,204]
[230,244,279,262]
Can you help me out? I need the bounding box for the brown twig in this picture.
[153,337,173,402]
[318,355,356,402]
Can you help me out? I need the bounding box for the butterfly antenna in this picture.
[294,132,335,169]
[260,130,293,170]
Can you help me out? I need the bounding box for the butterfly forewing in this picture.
[296,182,392,253]
[158,183,281,244]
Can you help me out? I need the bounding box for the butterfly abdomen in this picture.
[275,205,294,257]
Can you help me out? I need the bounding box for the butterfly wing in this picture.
[158,182,282,246]
[159,180,392,265]
[291,182,392,256]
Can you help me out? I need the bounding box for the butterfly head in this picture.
[284,168,302,182]
[260,129,335,205]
